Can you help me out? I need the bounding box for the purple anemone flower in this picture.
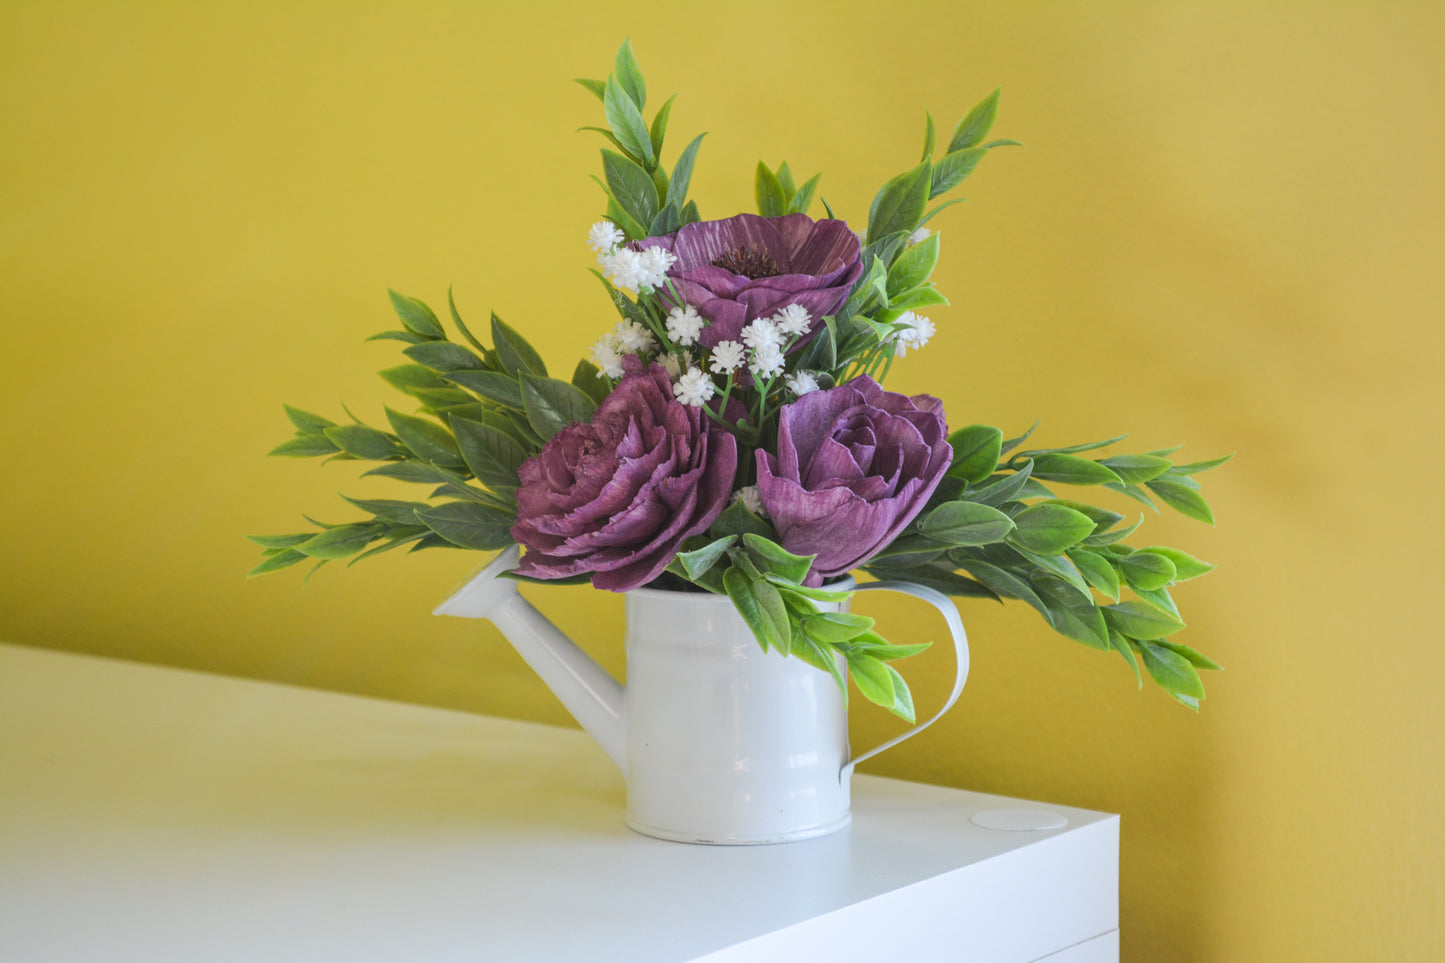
[755,376,952,586]
[510,358,737,592]
[636,213,863,347]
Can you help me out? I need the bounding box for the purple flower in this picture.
[511,358,737,592]
[636,213,862,347]
[755,376,952,585]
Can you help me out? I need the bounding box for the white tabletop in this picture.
[0,643,1117,962]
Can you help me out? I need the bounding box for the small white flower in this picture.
[749,341,785,380]
[908,226,932,245]
[588,220,625,254]
[600,248,645,291]
[732,485,765,517]
[891,311,936,358]
[709,340,746,374]
[590,332,625,379]
[785,371,820,396]
[672,366,716,407]
[665,304,705,346]
[613,319,656,354]
[773,303,812,337]
[635,245,677,291]
[740,317,782,350]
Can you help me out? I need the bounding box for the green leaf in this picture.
[612,38,646,109]
[1146,479,1216,525]
[1172,452,1234,475]
[918,501,1016,546]
[338,496,432,526]
[949,88,1000,152]
[297,524,379,560]
[364,329,425,345]
[415,501,514,550]
[1103,601,1186,639]
[776,160,797,197]
[283,405,335,434]
[447,286,491,357]
[574,77,606,100]
[269,434,340,458]
[886,232,940,297]
[1138,641,1205,699]
[964,462,1035,507]
[1080,513,1144,547]
[762,574,853,603]
[867,160,931,244]
[1132,584,1180,619]
[710,499,775,540]
[998,422,1038,456]
[930,147,985,198]
[665,133,706,212]
[1019,434,1128,458]
[755,161,787,217]
[603,76,654,166]
[863,564,1000,601]
[1139,546,1215,581]
[648,93,675,159]
[246,532,312,550]
[1014,547,1092,598]
[379,364,448,395]
[362,460,446,485]
[676,536,736,580]
[1098,453,1173,484]
[791,172,821,215]
[448,414,528,490]
[246,547,309,577]
[846,654,896,708]
[520,375,597,442]
[1157,640,1223,672]
[404,341,485,373]
[1068,548,1120,602]
[490,313,547,378]
[1104,481,1159,513]
[443,370,524,409]
[1110,630,1143,689]
[724,567,788,654]
[570,359,612,406]
[955,558,1052,621]
[880,664,916,723]
[884,284,949,315]
[603,194,647,241]
[602,149,660,231]
[1030,453,1123,486]
[387,289,445,340]
[1118,550,1178,592]
[921,109,936,161]
[384,407,465,468]
[802,611,876,645]
[1008,503,1097,554]
[946,424,1004,483]
[741,533,815,584]
[1032,575,1110,650]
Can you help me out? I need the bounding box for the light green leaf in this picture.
[1008,503,1097,554]
[574,77,606,100]
[741,533,815,584]
[762,574,852,603]
[881,663,916,723]
[666,133,706,212]
[919,500,1015,546]
[1103,601,1186,639]
[802,612,876,645]
[1098,453,1173,483]
[791,172,821,215]
[867,160,931,244]
[1030,453,1123,486]
[1172,452,1234,475]
[946,424,1004,484]
[676,536,736,580]
[648,93,675,159]
[246,532,311,550]
[612,38,646,109]
[930,147,985,198]
[297,524,378,560]
[1110,630,1143,689]
[846,653,896,708]
[1069,548,1120,602]
[1118,550,1178,592]
[520,375,597,442]
[415,501,514,550]
[603,76,654,166]
[1146,479,1216,524]
[921,109,936,161]
[887,232,940,297]
[1157,640,1223,671]
[755,161,787,217]
[949,87,1001,152]
[246,547,309,577]
[1138,641,1205,699]
[379,364,448,395]
[724,567,785,653]
[1032,576,1110,650]
[1139,546,1215,581]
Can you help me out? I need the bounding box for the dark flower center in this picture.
[711,246,782,279]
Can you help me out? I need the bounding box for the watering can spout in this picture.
[434,545,626,772]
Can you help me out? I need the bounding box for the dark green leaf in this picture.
[946,424,1004,484]
[1104,601,1186,639]
[741,533,815,584]
[387,289,445,340]
[415,501,514,550]
[283,405,335,434]
[710,499,775,540]
[447,287,491,357]
[998,422,1038,456]
[521,375,597,442]
[949,88,1001,151]
[1132,584,1180,619]
[867,160,931,244]
[1080,513,1144,547]
[246,547,309,577]
[404,341,485,373]
[1110,630,1143,689]
[269,434,340,458]
[964,462,1035,507]
[648,93,675,158]
[384,407,465,469]
[863,564,1001,601]
[602,149,660,231]
[603,193,648,241]
[297,524,379,560]
[919,500,1015,546]
[444,369,524,409]
[246,532,311,550]
[1069,548,1120,602]
[379,364,448,395]
[886,232,940,297]
[1033,576,1110,650]
[490,313,547,378]
[571,359,612,406]
[1008,503,1097,554]
[365,329,425,345]
[603,76,654,165]
[953,557,1051,622]
[362,460,446,485]
[1104,481,1159,512]
[339,496,431,525]
[1018,434,1128,458]
[676,536,736,580]
[665,133,706,212]
[448,414,528,490]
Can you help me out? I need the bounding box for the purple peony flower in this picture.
[636,213,862,347]
[755,376,952,585]
[511,358,738,591]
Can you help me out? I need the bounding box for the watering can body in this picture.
[436,545,967,845]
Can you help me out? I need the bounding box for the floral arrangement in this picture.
[251,42,1226,717]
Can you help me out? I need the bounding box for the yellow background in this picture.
[3,2,1442,959]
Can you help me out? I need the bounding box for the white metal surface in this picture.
[435,551,968,844]
[0,643,1117,962]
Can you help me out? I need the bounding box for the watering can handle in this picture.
[841,580,970,780]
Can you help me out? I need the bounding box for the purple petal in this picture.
[788,218,862,275]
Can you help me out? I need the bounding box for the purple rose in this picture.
[511,358,738,591]
[636,213,862,347]
[755,376,952,585]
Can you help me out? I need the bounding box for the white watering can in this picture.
[436,544,968,844]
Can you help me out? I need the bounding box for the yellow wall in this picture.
[3,2,1441,959]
